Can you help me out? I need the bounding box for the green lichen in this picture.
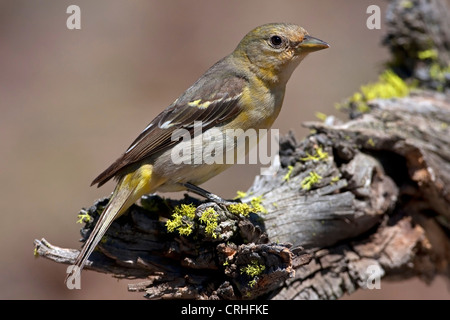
[315,111,328,121]
[77,210,93,224]
[241,260,266,287]
[361,70,409,100]
[330,176,340,184]
[418,49,438,60]
[248,279,257,288]
[429,63,450,83]
[283,165,294,182]
[233,190,248,200]
[401,0,414,8]
[367,138,376,147]
[301,145,329,162]
[414,46,449,91]
[241,260,265,278]
[228,202,252,217]
[199,207,219,238]
[338,69,410,113]
[250,196,268,214]
[301,171,323,191]
[166,203,196,236]
[227,196,267,216]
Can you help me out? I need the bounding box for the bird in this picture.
[65,22,328,283]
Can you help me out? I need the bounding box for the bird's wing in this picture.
[91,72,247,187]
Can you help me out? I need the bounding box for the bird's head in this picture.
[234,23,329,85]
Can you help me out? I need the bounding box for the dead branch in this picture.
[34,0,450,299]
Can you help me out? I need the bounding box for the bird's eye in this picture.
[269,35,284,48]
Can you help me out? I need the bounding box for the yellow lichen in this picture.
[361,69,409,100]
[227,203,252,217]
[301,145,329,162]
[227,196,267,216]
[199,207,219,238]
[241,260,265,288]
[241,260,265,278]
[330,176,340,184]
[430,63,450,83]
[233,190,248,200]
[401,0,413,8]
[367,138,376,147]
[301,171,323,190]
[338,69,410,113]
[166,203,196,236]
[283,165,294,182]
[418,49,438,60]
[77,210,92,224]
[250,196,268,214]
[315,112,328,121]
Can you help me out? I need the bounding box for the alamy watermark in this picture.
[66,265,81,289]
[66,5,382,31]
[66,5,81,30]
[365,264,384,290]
[366,5,381,30]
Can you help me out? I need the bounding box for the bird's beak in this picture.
[296,35,329,53]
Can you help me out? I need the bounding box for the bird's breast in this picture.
[227,81,285,132]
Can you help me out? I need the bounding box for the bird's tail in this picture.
[65,164,158,284]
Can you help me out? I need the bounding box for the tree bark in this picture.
[34,0,450,299]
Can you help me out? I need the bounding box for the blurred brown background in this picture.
[1,0,448,299]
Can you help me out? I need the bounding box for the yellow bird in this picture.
[66,23,328,282]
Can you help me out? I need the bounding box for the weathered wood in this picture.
[383,0,450,89]
[34,0,450,299]
[34,91,450,299]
